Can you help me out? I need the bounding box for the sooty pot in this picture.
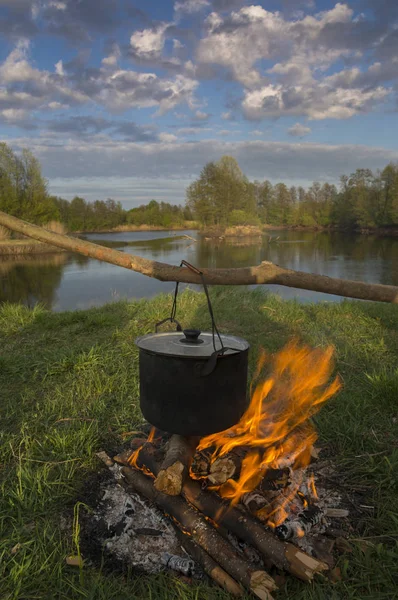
[135,261,250,437]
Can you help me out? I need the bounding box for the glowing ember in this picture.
[196,340,342,522]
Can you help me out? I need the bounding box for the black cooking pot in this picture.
[135,261,250,436]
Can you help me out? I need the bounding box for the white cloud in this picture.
[100,71,198,114]
[193,110,209,121]
[242,82,388,120]
[250,130,263,136]
[158,132,178,143]
[198,6,287,88]
[48,1,67,9]
[1,108,29,122]
[102,44,121,67]
[0,42,199,117]
[174,0,210,15]
[55,59,64,76]
[197,3,393,121]
[48,101,69,110]
[10,135,398,191]
[288,123,311,137]
[130,24,169,60]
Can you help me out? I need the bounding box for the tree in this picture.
[187,156,257,227]
[0,143,57,224]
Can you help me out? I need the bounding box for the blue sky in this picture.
[1,0,398,207]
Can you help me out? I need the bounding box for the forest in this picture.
[0,143,189,232]
[1,142,397,233]
[187,156,398,230]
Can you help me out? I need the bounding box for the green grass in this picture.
[1,288,398,599]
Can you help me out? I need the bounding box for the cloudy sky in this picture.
[1,0,398,207]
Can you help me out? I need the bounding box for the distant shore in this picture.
[77,222,198,234]
[1,222,397,256]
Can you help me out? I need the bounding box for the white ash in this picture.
[93,481,185,574]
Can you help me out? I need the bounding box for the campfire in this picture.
[95,340,345,599]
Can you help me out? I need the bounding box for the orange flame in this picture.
[128,426,156,469]
[198,340,341,510]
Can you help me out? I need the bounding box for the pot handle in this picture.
[179,260,225,355]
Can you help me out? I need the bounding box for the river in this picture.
[1,229,397,311]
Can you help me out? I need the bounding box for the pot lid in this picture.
[135,330,249,358]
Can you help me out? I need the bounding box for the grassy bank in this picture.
[78,222,198,234]
[202,225,262,238]
[1,288,398,599]
[0,240,66,255]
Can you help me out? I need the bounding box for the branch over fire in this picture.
[0,210,397,302]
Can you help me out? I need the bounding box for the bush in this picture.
[229,210,261,226]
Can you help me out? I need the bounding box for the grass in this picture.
[0,288,397,599]
[0,240,65,255]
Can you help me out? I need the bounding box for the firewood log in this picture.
[121,465,277,600]
[174,528,244,597]
[134,445,329,582]
[154,435,199,496]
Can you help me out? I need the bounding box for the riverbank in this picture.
[1,288,397,599]
[202,225,262,239]
[263,224,398,237]
[0,240,66,255]
[77,222,198,234]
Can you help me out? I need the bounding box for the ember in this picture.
[95,341,346,598]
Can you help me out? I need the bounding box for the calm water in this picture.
[1,229,397,311]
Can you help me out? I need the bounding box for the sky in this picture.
[1,0,398,208]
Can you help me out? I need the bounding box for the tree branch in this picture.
[0,210,397,303]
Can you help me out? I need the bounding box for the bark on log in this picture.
[134,446,328,582]
[121,465,277,600]
[174,528,244,597]
[1,210,397,303]
[154,435,199,496]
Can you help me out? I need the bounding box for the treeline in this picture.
[187,156,398,229]
[126,200,193,227]
[0,143,190,232]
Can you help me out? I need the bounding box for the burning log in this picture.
[260,468,291,491]
[208,454,240,485]
[174,528,244,597]
[121,465,277,600]
[134,445,329,582]
[274,505,325,541]
[154,435,199,496]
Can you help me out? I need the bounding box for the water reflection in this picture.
[0,229,397,311]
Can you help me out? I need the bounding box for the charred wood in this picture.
[134,446,329,582]
[174,528,244,597]
[121,465,277,600]
[260,468,291,491]
[274,505,324,542]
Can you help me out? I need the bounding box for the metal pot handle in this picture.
[178,260,225,356]
[156,260,231,375]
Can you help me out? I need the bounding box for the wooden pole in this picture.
[0,210,397,303]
